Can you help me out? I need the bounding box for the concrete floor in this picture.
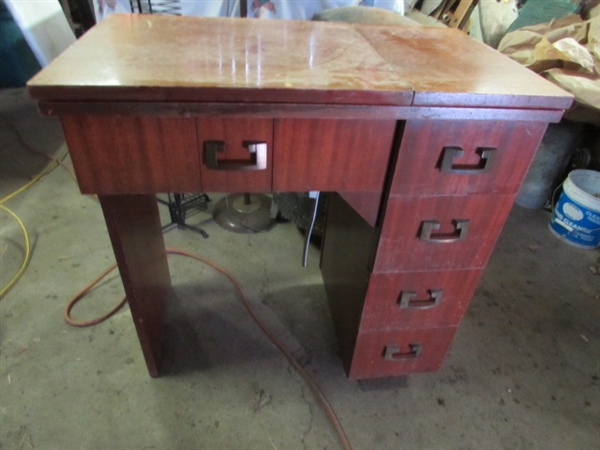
[1,87,599,450]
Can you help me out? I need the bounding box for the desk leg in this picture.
[99,195,171,377]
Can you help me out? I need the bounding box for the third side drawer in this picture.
[360,269,484,331]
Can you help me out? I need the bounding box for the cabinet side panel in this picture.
[338,191,382,228]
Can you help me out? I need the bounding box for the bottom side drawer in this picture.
[348,327,457,379]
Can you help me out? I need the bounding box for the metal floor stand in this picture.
[158,193,210,238]
[129,0,182,15]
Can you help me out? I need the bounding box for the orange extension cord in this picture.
[64,248,353,450]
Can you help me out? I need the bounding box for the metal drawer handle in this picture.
[420,219,469,243]
[204,141,267,171]
[384,343,422,361]
[399,289,443,309]
[440,146,496,174]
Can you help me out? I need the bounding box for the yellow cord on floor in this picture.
[0,205,31,298]
[0,158,56,298]
[0,162,53,205]
[0,114,77,202]
[0,114,76,297]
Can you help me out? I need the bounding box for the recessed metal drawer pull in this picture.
[384,343,422,361]
[420,219,469,243]
[440,146,496,174]
[204,141,267,171]
[399,289,443,309]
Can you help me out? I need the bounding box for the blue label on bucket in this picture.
[550,196,600,248]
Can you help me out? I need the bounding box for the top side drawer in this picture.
[390,120,548,196]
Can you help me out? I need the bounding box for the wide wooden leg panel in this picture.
[99,195,171,377]
[320,193,379,374]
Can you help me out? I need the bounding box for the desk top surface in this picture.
[28,14,572,110]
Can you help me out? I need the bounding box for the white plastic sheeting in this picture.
[93,0,405,22]
[4,0,75,67]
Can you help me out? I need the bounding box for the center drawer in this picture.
[65,116,398,195]
[198,118,273,192]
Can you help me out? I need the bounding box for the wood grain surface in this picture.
[39,101,566,123]
[321,194,379,372]
[273,119,396,192]
[338,192,384,227]
[28,14,574,379]
[61,115,200,194]
[349,326,458,379]
[356,26,573,109]
[390,120,549,196]
[28,15,412,106]
[28,14,572,110]
[360,269,484,331]
[99,195,171,377]
[374,194,516,272]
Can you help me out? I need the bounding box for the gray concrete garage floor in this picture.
[1,87,599,450]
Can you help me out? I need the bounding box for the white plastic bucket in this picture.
[549,170,600,249]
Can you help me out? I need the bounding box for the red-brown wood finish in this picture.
[28,15,571,110]
[360,269,484,331]
[355,26,572,109]
[338,192,383,228]
[61,116,200,194]
[349,327,458,379]
[198,118,273,192]
[27,15,413,106]
[39,101,566,123]
[99,195,171,377]
[27,16,572,379]
[390,120,548,196]
[273,119,396,192]
[320,194,379,368]
[374,194,516,272]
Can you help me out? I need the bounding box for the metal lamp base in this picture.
[212,193,274,233]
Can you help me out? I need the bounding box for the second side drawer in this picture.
[374,193,516,272]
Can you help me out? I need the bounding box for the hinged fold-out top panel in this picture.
[27,14,572,110]
[355,26,573,110]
